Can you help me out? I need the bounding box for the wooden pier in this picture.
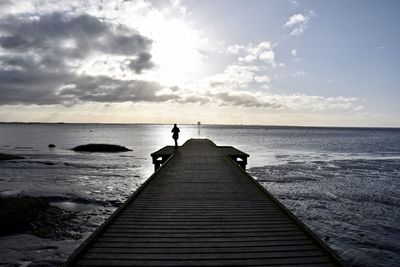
[64,139,344,266]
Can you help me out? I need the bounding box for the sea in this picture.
[0,123,399,267]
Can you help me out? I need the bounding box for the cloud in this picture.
[212,92,363,112]
[259,50,275,64]
[0,1,364,117]
[207,64,261,90]
[169,0,188,17]
[292,71,306,77]
[290,48,301,61]
[189,90,363,112]
[0,56,74,105]
[254,75,271,83]
[280,95,363,112]
[228,41,277,66]
[0,12,153,61]
[285,13,307,27]
[128,52,154,74]
[0,9,156,105]
[288,0,299,7]
[0,54,176,105]
[284,11,315,36]
[210,91,281,108]
[212,41,281,92]
[59,76,179,104]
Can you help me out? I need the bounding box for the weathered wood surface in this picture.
[65,139,344,267]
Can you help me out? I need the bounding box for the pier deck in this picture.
[65,139,344,266]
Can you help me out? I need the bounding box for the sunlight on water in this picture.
[0,124,399,266]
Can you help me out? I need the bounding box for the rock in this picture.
[72,144,132,153]
[0,195,82,240]
[48,144,56,148]
[0,153,25,161]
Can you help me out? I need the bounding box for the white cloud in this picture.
[259,50,275,64]
[288,0,299,7]
[254,75,271,83]
[292,71,306,77]
[227,44,244,55]
[227,41,278,66]
[272,94,363,112]
[238,54,257,63]
[186,89,364,112]
[285,13,307,27]
[291,49,301,61]
[284,11,315,36]
[207,64,259,90]
[168,0,188,18]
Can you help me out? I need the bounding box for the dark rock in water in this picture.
[36,161,56,166]
[323,235,330,241]
[0,153,25,161]
[0,195,82,240]
[72,144,132,152]
[48,144,56,148]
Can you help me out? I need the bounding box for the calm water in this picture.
[0,123,399,266]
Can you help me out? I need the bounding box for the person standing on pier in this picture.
[171,123,180,149]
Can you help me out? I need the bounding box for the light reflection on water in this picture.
[0,124,400,266]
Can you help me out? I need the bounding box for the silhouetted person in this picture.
[171,123,180,149]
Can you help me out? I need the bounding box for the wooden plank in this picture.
[97,235,310,243]
[76,256,332,266]
[88,244,320,253]
[106,226,300,232]
[113,219,293,224]
[107,222,297,228]
[91,239,316,248]
[100,231,304,238]
[82,250,325,260]
[77,263,336,267]
[116,215,290,220]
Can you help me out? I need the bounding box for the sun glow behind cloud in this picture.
[148,19,204,86]
[72,0,207,86]
[0,0,397,126]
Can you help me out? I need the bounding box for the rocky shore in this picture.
[0,195,83,240]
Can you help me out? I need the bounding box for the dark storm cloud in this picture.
[0,35,30,48]
[128,52,154,74]
[59,76,180,104]
[0,55,74,105]
[0,12,152,57]
[0,65,179,105]
[0,11,157,105]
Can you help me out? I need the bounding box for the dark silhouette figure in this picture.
[171,123,180,149]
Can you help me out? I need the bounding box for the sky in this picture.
[0,0,399,126]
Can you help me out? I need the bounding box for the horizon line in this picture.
[0,121,399,129]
